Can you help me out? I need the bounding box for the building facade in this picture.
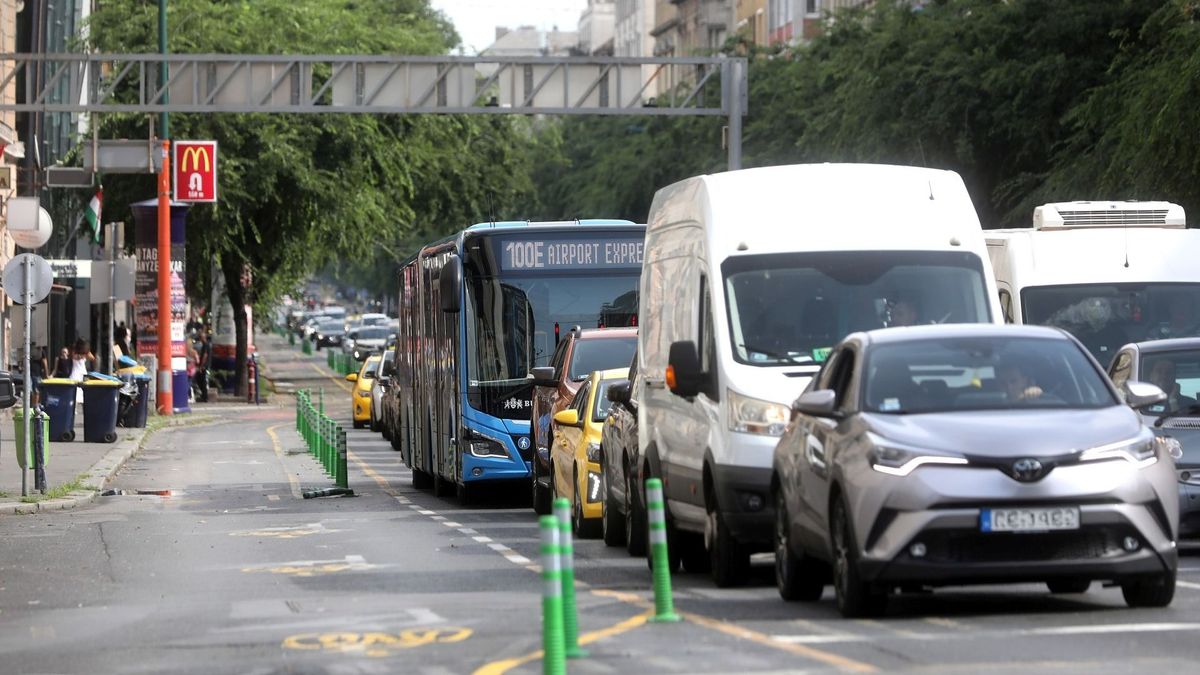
[736,0,768,46]
[769,0,870,46]
[483,25,579,57]
[578,0,616,55]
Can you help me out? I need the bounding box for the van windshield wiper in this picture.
[1154,403,1200,428]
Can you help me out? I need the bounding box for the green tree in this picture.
[86,0,536,392]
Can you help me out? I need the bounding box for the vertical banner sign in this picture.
[173,141,218,202]
[131,200,190,357]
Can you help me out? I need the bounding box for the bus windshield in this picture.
[1022,283,1200,363]
[466,274,640,386]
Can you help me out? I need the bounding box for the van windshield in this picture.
[1022,283,1200,363]
[722,251,991,366]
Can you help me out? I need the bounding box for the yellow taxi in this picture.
[551,367,629,538]
[346,354,380,429]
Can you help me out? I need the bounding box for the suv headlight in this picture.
[728,389,789,436]
[868,435,967,476]
[586,442,602,462]
[466,430,510,458]
[1079,435,1157,468]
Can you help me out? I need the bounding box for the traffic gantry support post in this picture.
[540,515,566,675]
[645,478,681,622]
[553,497,588,658]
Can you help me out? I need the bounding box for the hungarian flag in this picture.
[84,189,102,242]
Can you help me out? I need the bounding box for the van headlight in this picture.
[1079,436,1157,468]
[728,390,789,436]
[869,436,967,476]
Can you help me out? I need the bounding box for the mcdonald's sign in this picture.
[173,140,218,203]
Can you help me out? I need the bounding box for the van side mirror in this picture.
[0,371,15,409]
[792,389,838,417]
[439,254,462,313]
[1124,380,1167,410]
[530,366,557,388]
[667,340,702,398]
[607,380,631,405]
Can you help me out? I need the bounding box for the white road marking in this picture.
[473,536,493,543]
[418,509,436,515]
[488,543,511,552]
[442,521,463,528]
[1175,580,1200,590]
[1029,622,1200,636]
[770,622,1200,646]
[458,527,478,535]
[504,553,533,565]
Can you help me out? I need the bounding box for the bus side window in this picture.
[999,290,1014,324]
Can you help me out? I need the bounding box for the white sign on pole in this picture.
[3,253,53,305]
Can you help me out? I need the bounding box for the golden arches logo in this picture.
[179,145,211,173]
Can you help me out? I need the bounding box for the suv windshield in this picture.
[863,336,1116,414]
[355,327,389,340]
[723,251,991,366]
[569,338,637,381]
[1022,283,1200,363]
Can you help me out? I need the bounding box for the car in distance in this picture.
[347,354,381,429]
[530,327,638,515]
[600,350,646,554]
[314,319,345,350]
[550,368,629,538]
[344,325,390,362]
[1108,338,1199,537]
[370,350,395,433]
[773,324,1177,617]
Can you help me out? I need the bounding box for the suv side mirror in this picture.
[0,371,15,409]
[553,409,581,427]
[1124,380,1167,410]
[530,366,557,388]
[607,380,631,405]
[792,389,839,418]
[667,340,702,398]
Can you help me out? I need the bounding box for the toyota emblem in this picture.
[1011,458,1045,482]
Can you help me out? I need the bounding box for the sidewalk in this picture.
[0,396,225,515]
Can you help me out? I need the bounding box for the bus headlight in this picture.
[466,431,509,458]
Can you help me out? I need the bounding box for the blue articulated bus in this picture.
[392,220,646,501]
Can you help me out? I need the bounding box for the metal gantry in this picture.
[0,53,748,168]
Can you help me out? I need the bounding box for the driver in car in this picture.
[1146,358,1197,413]
[997,363,1044,402]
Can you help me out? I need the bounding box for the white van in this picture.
[638,163,1003,586]
[987,201,1200,364]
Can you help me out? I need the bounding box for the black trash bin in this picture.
[119,374,150,428]
[80,379,122,443]
[40,378,78,442]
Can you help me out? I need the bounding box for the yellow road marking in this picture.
[311,363,354,393]
[347,449,401,497]
[593,589,878,673]
[283,627,472,657]
[266,424,303,499]
[471,611,651,675]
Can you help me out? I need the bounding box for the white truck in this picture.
[986,201,1200,365]
[638,163,1003,586]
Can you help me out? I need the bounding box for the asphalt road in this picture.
[3,352,1200,674]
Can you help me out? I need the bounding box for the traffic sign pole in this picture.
[156,139,173,415]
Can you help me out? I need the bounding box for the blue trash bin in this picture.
[173,370,191,413]
[40,378,78,442]
[80,380,121,443]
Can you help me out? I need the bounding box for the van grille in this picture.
[1161,418,1200,429]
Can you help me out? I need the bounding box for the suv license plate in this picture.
[980,507,1080,532]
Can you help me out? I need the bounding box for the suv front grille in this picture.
[915,527,1133,564]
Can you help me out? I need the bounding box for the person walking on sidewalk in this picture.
[194,332,211,402]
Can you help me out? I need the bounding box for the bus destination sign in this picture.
[499,237,644,272]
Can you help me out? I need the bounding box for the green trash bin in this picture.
[13,407,50,470]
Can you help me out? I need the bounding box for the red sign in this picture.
[173,140,218,202]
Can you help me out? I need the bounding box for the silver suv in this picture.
[772,324,1177,617]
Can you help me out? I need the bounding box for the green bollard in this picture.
[645,478,681,622]
[553,497,588,658]
[336,426,348,489]
[319,388,324,415]
[539,515,567,675]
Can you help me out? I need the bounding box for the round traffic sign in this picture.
[9,206,53,249]
[2,253,54,305]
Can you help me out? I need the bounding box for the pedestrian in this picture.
[70,338,96,382]
[114,321,130,357]
[53,347,72,378]
[194,332,211,402]
[27,345,47,396]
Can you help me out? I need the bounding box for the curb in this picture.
[0,416,212,516]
